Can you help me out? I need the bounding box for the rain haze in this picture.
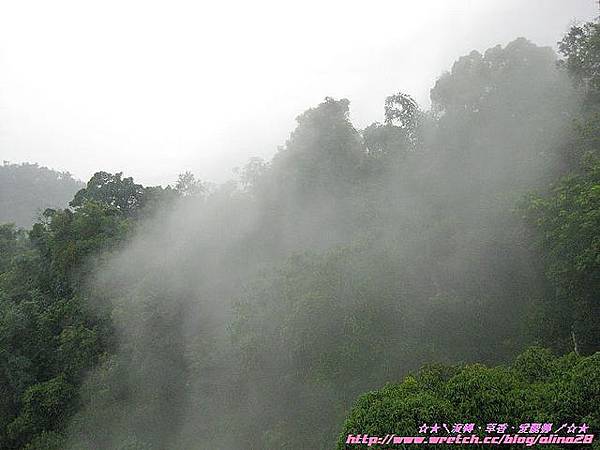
[1,1,600,449]
[0,0,596,185]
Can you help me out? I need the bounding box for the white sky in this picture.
[0,0,597,185]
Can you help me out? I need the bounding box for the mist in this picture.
[0,0,596,185]
[64,39,580,448]
[1,2,599,450]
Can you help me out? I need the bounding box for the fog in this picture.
[61,35,582,447]
[0,2,597,449]
[0,0,595,185]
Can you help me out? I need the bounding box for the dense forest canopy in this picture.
[339,348,600,449]
[0,20,599,450]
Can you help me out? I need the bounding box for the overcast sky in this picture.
[0,0,597,186]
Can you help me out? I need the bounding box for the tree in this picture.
[0,172,143,449]
[70,172,147,217]
[175,171,204,198]
[521,18,600,356]
[363,92,423,168]
[271,97,365,195]
[523,155,600,355]
[430,38,577,191]
[235,157,269,193]
[559,20,600,107]
[338,348,600,449]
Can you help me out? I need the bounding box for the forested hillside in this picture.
[0,163,83,228]
[0,21,598,450]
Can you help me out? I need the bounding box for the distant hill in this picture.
[0,162,84,228]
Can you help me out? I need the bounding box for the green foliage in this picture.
[67,280,190,450]
[523,156,600,355]
[338,348,600,449]
[559,21,600,106]
[70,172,148,217]
[363,92,424,172]
[271,97,365,196]
[0,20,599,450]
[29,202,131,296]
[228,242,535,447]
[21,431,65,450]
[0,171,150,449]
[527,160,600,282]
[516,18,600,358]
[430,38,576,192]
[7,375,76,444]
[0,224,27,273]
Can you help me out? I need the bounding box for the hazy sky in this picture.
[0,0,597,185]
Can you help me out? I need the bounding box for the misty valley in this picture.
[0,12,599,450]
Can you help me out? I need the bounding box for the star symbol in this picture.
[567,423,577,434]
[579,423,589,434]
